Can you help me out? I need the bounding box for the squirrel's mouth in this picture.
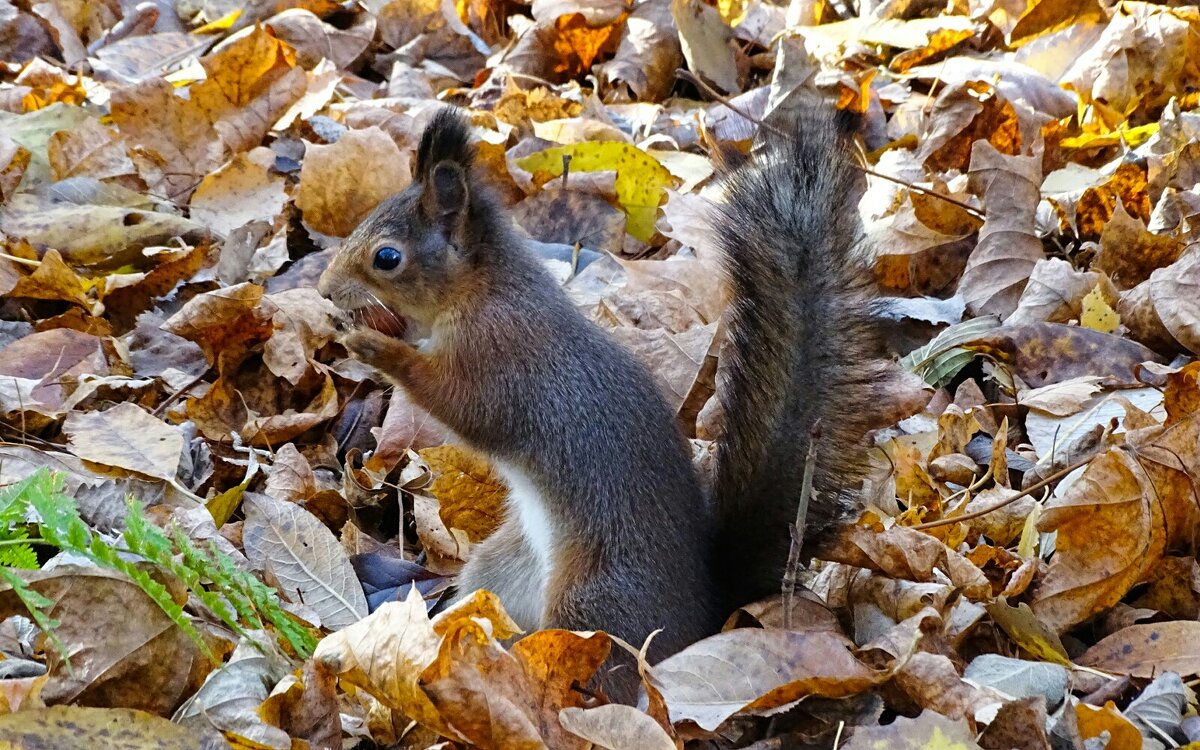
[355,303,409,339]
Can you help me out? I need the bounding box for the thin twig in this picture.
[152,369,210,418]
[911,454,1094,531]
[782,421,820,630]
[676,69,987,221]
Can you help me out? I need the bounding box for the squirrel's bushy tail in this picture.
[712,108,881,604]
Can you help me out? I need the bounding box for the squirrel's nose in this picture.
[316,260,337,301]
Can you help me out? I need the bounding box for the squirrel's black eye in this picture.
[373,246,403,271]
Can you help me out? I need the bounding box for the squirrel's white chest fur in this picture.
[495,462,555,581]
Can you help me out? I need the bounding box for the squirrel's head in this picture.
[318,108,482,339]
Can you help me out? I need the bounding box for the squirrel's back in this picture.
[713,109,882,604]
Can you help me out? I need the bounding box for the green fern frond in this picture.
[6,469,319,663]
[0,533,39,569]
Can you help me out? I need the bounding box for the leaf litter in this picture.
[1,0,1200,748]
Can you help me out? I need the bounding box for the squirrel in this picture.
[316,106,880,699]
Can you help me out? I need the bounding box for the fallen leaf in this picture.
[63,402,184,482]
[559,704,676,750]
[0,705,229,749]
[0,566,221,716]
[649,629,889,731]
[296,127,412,237]
[958,141,1043,319]
[243,492,369,629]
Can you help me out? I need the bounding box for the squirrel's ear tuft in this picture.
[416,108,474,179]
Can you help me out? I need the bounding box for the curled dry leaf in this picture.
[242,492,369,629]
[958,141,1043,319]
[314,588,520,741]
[891,652,1005,720]
[419,444,507,543]
[595,0,682,102]
[648,629,890,731]
[558,704,676,750]
[261,288,341,384]
[174,636,294,749]
[1119,246,1200,355]
[1033,402,1200,631]
[420,628,611,750]
[266,9,374,69]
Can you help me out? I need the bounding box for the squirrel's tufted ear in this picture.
[416,108,474,179]
[421,160,469,234]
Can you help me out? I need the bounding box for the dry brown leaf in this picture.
[313,587,456,738]
[595,0,682,102]
[243,492,368,629]
[7,249,96,314]
[1007,258,1119,327]
[63,402,184,482]
[46,117,137,183]
[163,282,269,364]
[421,628,610,750]
[296,127,412,237]
[958,141,1044,319]
[1076,159,1151,239]
[242,370,340,445]
[891,652,1004,720]
[559,705,676,749]
[1062,3,1200,116]
[1119,246,1200,355]
[1077,621,1200,678]
[917,81,1022,174]
[261,288,340,384]
[964,322,1162,388]
[0,705,228,748]
[420,444,507,544]
[189,147,288,236]
[1030,424,1199,631]
[0,567,224,715]
[649,629,890,731]
[266,9,374,69]
[977,697,1052,750]
[1095,203,1186,290]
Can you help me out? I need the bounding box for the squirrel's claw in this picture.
[339,326,405,369]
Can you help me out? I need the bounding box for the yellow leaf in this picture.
[1060,122,1158,150]
[516,142,680,241]
[419,444,507,543]
[207,474,251,527]
[717,0,747,27]
[986,599,1071,665]
[1080,283,1119,333]
[194,8,242,33]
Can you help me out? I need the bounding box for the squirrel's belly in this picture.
[494,461,554,589]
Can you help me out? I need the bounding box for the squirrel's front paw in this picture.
[339,326,403,369]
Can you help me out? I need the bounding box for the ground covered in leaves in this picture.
[1,0,1200,747]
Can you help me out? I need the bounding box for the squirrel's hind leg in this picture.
[453,517,546,632]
